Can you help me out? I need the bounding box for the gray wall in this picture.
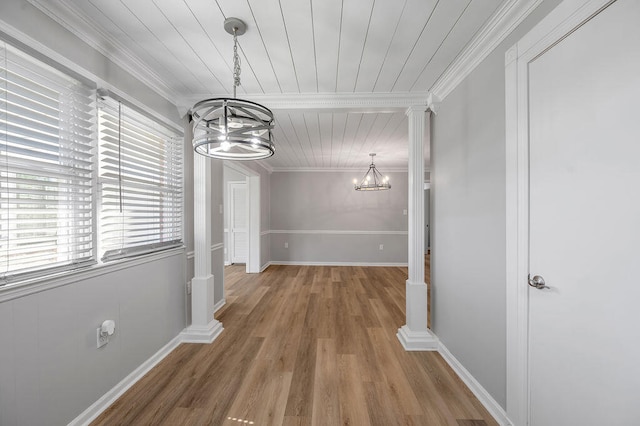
[0,255,185,426]
[0,3,188,424]
[430,0,563,409]
[270,171,408,264]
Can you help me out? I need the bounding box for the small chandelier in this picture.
[353,153,391,191]
[190,18,275,160]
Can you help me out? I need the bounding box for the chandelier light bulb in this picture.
[221,141,231,151]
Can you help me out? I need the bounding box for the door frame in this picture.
[227,180,247,264]
[504,0,616,424]
[224,162,261,274]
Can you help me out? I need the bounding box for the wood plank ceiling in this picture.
[31,0,505,170]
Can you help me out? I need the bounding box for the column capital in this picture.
[406,104,428,116]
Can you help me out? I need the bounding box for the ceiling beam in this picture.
[179,92,430,116]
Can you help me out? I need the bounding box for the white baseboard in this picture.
[68,334,183,426]
[181,319,224,344]
[270,261,408,267]
[213,298,226,313]
[260,262,271,272]
[438,342,512,426]
[396,325,439,350]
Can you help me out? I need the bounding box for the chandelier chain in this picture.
[232,28,241,98]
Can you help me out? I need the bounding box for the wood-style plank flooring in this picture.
[93,258,496,425]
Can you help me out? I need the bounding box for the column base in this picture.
[181,319,224,344]
[397,325,438,351]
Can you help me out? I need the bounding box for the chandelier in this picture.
[353,153,391,191]
[190,18,275,160]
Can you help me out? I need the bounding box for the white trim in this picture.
[0,16,182,132]
[68,334,183,426]
[260,262,271,272]
[247,176,261,274]
[426,93,441,115]
[0,247,184,303]
[270,167,410,173]
[213,298,226,313]
[504,1,614,424]
[210,243,224,252]
[438,342,512,426]
[223,163,261,274]
[182,92,429,114]
[181,318,224,344]
[270,261,408,267]
[26,0,180,105]
[186,251,195,260]
[430,0,543,100]
[396,325,438,351]
[269,229,408,236]
[260,230,270,236]
[224,261,232,266]
[505,42,527,426]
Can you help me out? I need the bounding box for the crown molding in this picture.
[426,93,441,115]
[430,0,543,100]
[270,167,410,173]
[181,92,430,114]
[27,0,181,105]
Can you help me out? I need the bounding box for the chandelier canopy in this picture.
[190,18,275,160]
[353,153,391,191]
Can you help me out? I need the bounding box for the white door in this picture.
[229,181,247,264]
[528,1,640,424]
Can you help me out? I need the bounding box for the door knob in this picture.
[528,274,549,289]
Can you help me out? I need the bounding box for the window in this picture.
[0,41,96,285]
[98,97,183,261]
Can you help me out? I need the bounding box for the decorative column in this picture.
[182,153,224,343]
[397,105,438,350]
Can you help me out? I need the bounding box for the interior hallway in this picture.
[93,258,495,425]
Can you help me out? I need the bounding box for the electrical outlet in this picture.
[97,328,108,348]
[379,244,384,251]
[186,281,192,295]
[284,242,288,249]
[403,209,407,215]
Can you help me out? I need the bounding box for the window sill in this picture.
[0,246,186,303]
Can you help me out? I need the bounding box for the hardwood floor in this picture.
[92,259,496,425]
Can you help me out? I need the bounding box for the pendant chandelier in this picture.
[190,18,275,160]
[353,153,391,191]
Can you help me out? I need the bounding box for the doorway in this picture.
[506,0,640,424]
[227,181,247,264]
[223,163,261,274]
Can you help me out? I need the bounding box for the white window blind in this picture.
[0,41,96,285]
[98,97,182,261]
